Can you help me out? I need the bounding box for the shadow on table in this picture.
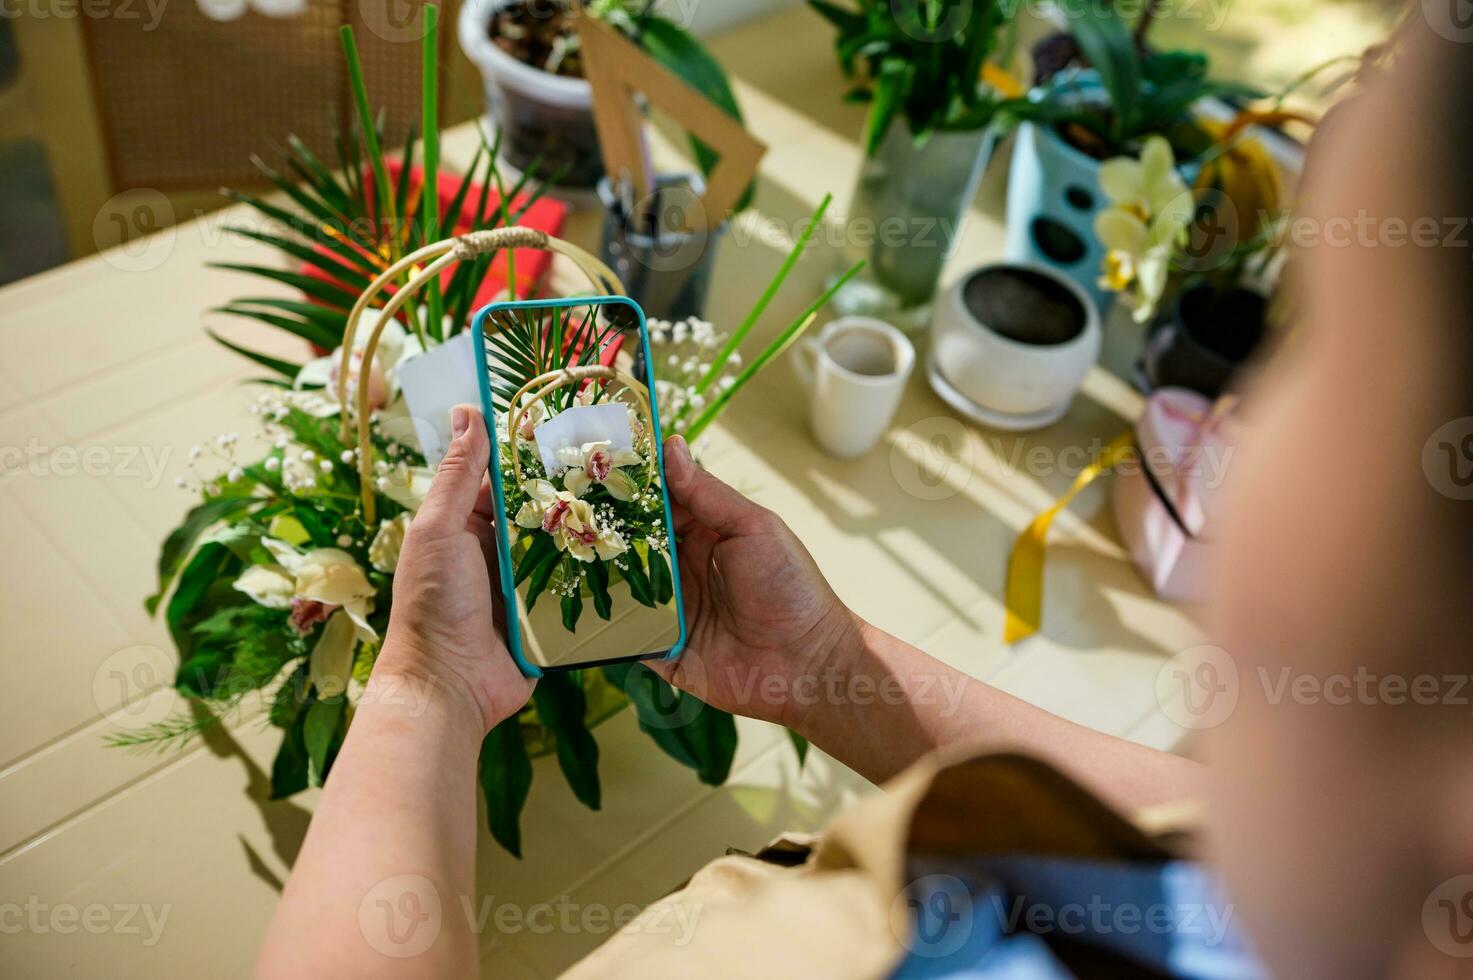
[191,702,311,893]
[477,742,868,976]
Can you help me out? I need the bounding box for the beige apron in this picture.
[562,744,1199,979]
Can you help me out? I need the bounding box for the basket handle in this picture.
[506,364,656,491]
[337,228,625,523]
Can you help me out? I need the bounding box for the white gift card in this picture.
[396,331,481,468]
[532,403,633,475]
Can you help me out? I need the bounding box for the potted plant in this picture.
[1092,134,1285,397]
[997,3,1256,308]
[808,0,1020,332]
[459,0,746,196]
[928,261,1101,431]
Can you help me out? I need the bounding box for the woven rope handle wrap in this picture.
[336,228,627,522]
[506,364,656,490]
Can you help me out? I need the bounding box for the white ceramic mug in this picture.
[793,316,915,459]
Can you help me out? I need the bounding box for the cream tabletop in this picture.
[0,7,1205,976]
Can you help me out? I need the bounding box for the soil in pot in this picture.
[489,0,585,77]
[963,266,1086,346]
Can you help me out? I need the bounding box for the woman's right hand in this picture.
[649,436,862,728]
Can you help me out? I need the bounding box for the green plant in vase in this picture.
[810,0,1021,331]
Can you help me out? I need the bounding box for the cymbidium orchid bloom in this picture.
[232,538,377,697]
[293,317,424,414]
[515,479,575,532]
[368,513,411,573]
[557,441,642,500]
[1095,135,1196,323]
[516,400,544,442]
[515,480,627,561]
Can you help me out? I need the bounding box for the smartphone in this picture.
[471,296,686,677]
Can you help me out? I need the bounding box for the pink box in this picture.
[1111,388,1238,602]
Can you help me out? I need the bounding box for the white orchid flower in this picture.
[551,497,627,562]
[294,317,425,414]
[368,513,411,573]
[516,481,626,561]
[516,400,544,443]
[235,538,376,635]
[378,464,434,512]
[514,479,575,531]
[232,538,378,698]
[1095,135,1196,323]
[556,440,642,500]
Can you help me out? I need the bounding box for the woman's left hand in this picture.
[378,404,535,735]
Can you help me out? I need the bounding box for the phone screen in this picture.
[476,298,683,674]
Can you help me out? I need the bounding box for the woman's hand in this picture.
[649,435,861,728]
[378,404,535,735]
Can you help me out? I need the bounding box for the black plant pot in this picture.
[1141,283,1268,398]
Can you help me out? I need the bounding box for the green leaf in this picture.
[269,663,308,729]
[685,259,866,442]
[187,603,300,698]
[250,155,368,248]
[340,26,397,255]
[220,226,374,291]
[285,133,357,217]
[207,263,361,312]
[206,330,304,380]
[560,586,584,633]
[421,3,444,341]
[789,730,809,767]
[863,58,912,157]
[807,0,865,36]
[211,305,339,353]
[223,295,348,334]
[305,696,345,786]
[684,699,737,785]
[601,663,700,770]
[532,673,601,810]
[647,548,674,606]
[681,193,834,418]
[176,643,232,701]
[587,560,614,621]
[1066,3,1140,141]
[218,191,380,281]
[165,542,240,658]
[480,716,533,857]
[270,711,310,799]
[523,547,564,611]
[514,533,558,586]
[148,495,258,613]
[620,551,657,609]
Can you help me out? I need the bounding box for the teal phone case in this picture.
[471,295,687,679]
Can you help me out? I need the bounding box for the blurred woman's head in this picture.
[1208,14,1473,976]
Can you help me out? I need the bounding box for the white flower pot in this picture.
[927,262,1101,431]
[458,0,603,189]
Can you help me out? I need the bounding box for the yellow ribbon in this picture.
[1003,431,1137,645]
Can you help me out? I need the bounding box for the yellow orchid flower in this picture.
[1095,135,1196,323]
